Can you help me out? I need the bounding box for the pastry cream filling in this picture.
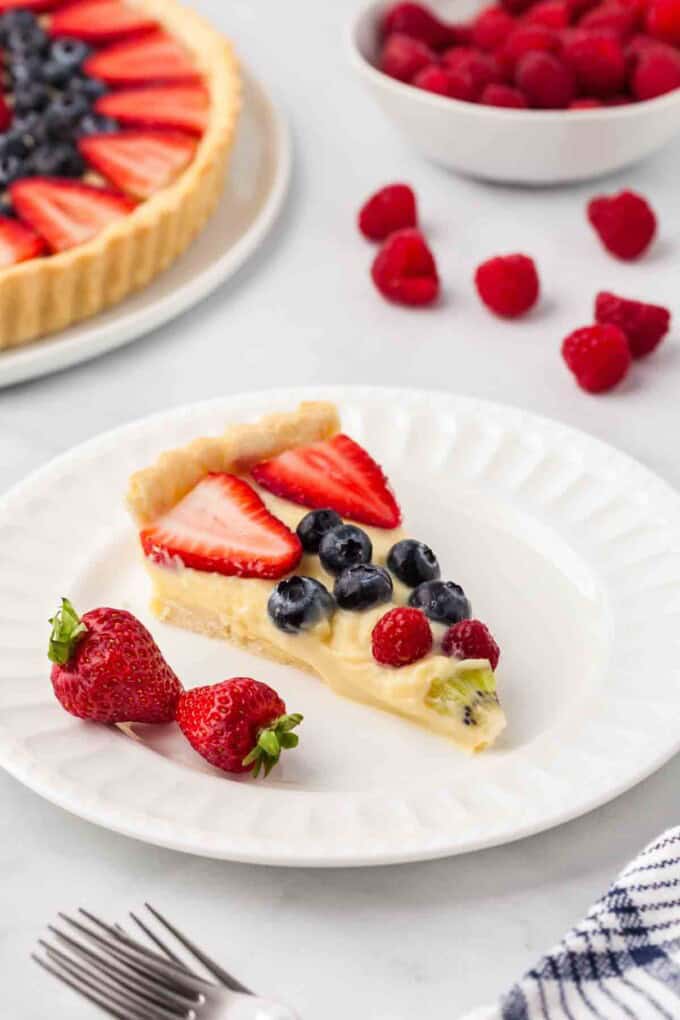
[143,486,506,752]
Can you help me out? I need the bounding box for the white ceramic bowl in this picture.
[348,0,680,184]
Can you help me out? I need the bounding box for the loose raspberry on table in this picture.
[632,44,680,98]
[562,30,627,96]
[595,290,671,357]
[358,183,418,241]
[380,32,434,81]
[371,228,439,306]
[372,607,433,667]
[587,189,657,259]
[475,254,540,317]
[442,619,501,669]
[515,50,576,107]
[562,323,632,392]
[413,63,453,94]
[646,0,680,44]
[472,5,516,50]
[480,83,529,105]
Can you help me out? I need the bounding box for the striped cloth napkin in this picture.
[464,827,680,1020]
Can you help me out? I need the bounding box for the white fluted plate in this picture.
[1,386,679,866]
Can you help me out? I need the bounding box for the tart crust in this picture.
[0,0,241,351]
[127,401,341,524]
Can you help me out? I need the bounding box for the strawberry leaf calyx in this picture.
[48,598,88,665]
[242,712,303,778]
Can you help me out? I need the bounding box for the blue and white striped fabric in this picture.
[466,828,680,1020]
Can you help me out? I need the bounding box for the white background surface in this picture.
[1,1,680,1017]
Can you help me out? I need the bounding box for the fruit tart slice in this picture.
[127,403,506,753]
[0,0,239,350]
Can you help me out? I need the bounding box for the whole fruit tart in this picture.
[0,0,239,350]
[127,401,506,753]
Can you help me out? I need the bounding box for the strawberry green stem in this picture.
[48,598,87,665]
[242,712,303,778]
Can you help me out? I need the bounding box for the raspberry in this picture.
[371,228,439,306]
[481,82,529,105]
[372,607,433,667]
[413,63,452,94]
[472,5,515,50]
[358,183,417,242]
[380,32,434,81]
[526,1,571,29]
[562,323,632,392]
[501,24,559,72]
[442,47,503,98]
[580,3,638,36]
[569,96,604,105]
[475,254,539,317]
[515,50,576,106]
[587,189,656,259]
[442,619,500,669]
[647,0,680,43]
[595,290,671,357]
[382,2,457,49]
[562,30,626,96]
[501,0,536,15]
[632,44,680,98]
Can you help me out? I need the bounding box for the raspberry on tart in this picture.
[0,0,240,351]
[127,402,506,754]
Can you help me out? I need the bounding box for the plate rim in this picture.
[0,66,292,390]
[2,384,680,867]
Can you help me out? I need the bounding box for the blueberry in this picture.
[318,524,372,577]
[67,75,108,101]
[408,581,471,625]
[48,37,91,75]
[13,81,51,117]
[6,22,48,56]
[76,113,119,137]
[45,93,90,135]
[9,55,44,86]
[28,144,85,178]
[267,576,335,634]
[387,539,440,588]
[296,509,343,554]
[0,154,23,189]
[1,10,39,35]
[333,564,393,611]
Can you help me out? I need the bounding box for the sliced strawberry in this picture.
[251,435,402,530]
[0,0,59,10]
[0,216,46,268]
[79,131,197,200]
[49,1,159,44]
[96,85,209,136]
[10,178,135,254]
[84,32,202,86]
[140,474,303,580]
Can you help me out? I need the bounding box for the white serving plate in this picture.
[1,386,680,866]
[0,68,291,389]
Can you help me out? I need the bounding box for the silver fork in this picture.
[32,903,300,1020]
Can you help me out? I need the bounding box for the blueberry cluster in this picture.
[0,10,119,199]
[267,509,472,635]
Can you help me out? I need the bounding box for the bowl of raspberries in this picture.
[348,0,680,181]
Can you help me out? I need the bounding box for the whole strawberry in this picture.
[48,598,182,723]
[176,678,302,777]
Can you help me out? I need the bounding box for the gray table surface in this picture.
[2,1,680,1016]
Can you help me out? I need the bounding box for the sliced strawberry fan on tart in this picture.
[0,0,240,350]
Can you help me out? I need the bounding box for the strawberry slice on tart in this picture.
[0,215,46,266]
[84,31,203,86]
[95,86,210,136]
[79,131,198,200]
[128,403,506,754]
[49,1,160,44]
[10,178,136,253]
